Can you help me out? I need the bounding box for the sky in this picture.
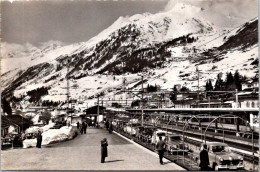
[2,0,168,45]
[1,0,258,46]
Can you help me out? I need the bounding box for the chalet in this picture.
[1,115,32,137]
[242,79,259,91]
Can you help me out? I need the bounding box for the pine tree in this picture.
[225,72,234,90]
[234,70,242,91]
[214,73,224,91]
[208,80,213,91]
[1,98,12,115]
[205,80,209,91]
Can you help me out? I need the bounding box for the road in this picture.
[1,128,184,170]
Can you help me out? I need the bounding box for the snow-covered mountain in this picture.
[1,3,258,106]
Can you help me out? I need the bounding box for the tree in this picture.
[205,80,209,91]
[1,98,12,115]
[39,110,51,124]
[214,73,224,91]
[234,70,242,91]
[225,72,235,90]
[147,84,157,92]
[208,80,213,91]
[206,80,213,91]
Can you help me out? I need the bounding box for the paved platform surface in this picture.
[1,128,184,170]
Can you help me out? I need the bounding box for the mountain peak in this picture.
[169,2,203,16]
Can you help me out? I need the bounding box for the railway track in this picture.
[144,122,259,153]
[112,124,259,171]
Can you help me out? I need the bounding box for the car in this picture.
[165,134,190,154]
[140,126,156,143]
[123,123,140,136]
[50,121,66,129]
[135,126,145,140]
[25,132,36,139]
[117,121,128,130]
[194,142,244,171]
[151,130,167,145]
[112,119,124,129]
[3,132,23,147]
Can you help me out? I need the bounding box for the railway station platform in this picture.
[1,128,184,171]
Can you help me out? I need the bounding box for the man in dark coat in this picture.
[36,131,42,148]
[109,122,113,134]
[200,144,210,171]
[76,122,80,129]
[101,138,108,163]
[82,122,86,134]
[105,121,109,130]
[156,136,166,165]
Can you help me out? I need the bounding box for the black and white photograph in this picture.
[1,0,259,171]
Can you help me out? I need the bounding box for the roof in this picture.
[83,105,106,114]
[2,115,32,126]
[206,142,228,146]
[1,115,19,129]
[156,130,167,133]
[68,113,86,117]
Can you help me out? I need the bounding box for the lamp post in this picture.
[141,76,144,126]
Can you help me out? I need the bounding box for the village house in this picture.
[238,92,259,108]
[1,115,32,137]
[83,105,106,123]
[241,79,259,91]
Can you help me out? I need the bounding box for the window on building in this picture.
[246,102,250,108]
[252,102,255,108]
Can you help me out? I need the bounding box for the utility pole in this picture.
[66,57,70,122]
[141,76,144,126]
[97,96,100,118]
[235,89,238,108]
[196,67,200,106]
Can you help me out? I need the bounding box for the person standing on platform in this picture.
[84,122,88,134]
[82,122,86,134]
[199,144,209,171]
[76,122,80,129]
[101,138,108,163]
[36,131,42,148]
[156,136,166,165]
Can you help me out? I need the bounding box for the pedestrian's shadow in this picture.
[163,161,173,165]
[105,160,124,163]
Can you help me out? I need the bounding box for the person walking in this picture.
[80,123,83,134]
[156,136,166,165]
[36,131,42,148]
[101,138,108,163]
[199,144,210,171]
[105,121,109,130]
[82,122,86,134]
[109,122,113,134]
[76,122,80,129]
